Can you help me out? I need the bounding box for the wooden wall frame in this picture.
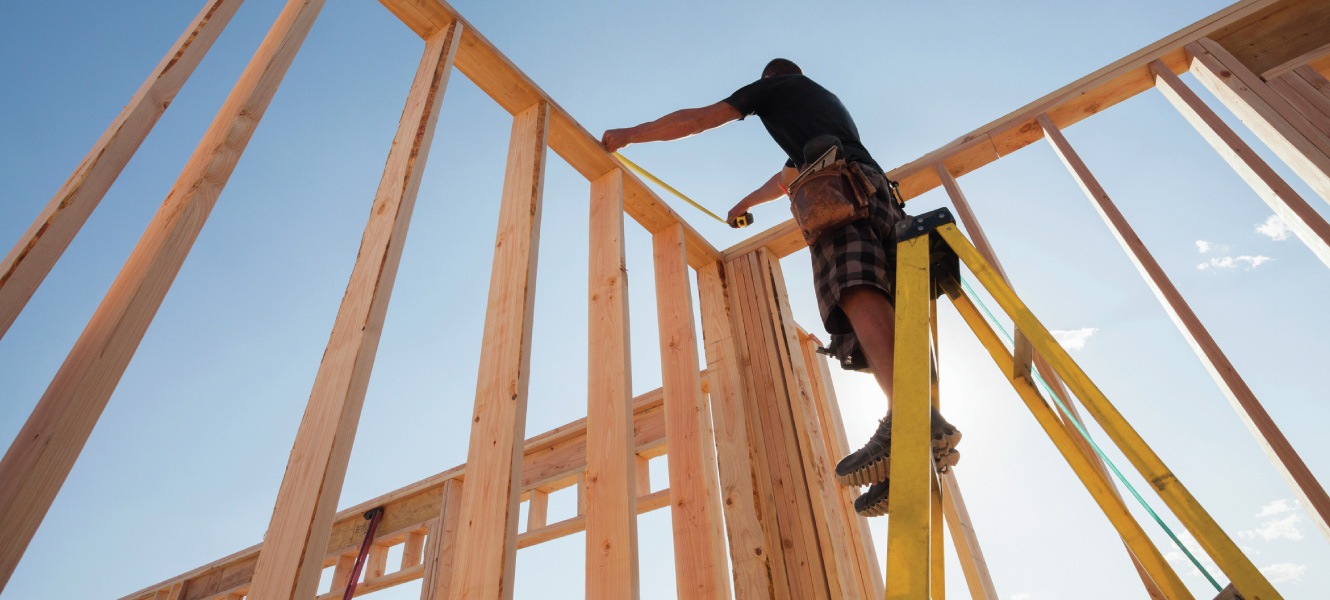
[3,0,1328,598]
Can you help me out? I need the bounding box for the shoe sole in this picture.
[836,427,963,487]
[857,492,890,517]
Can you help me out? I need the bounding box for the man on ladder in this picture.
[602,58,961,517]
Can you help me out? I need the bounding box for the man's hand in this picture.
[727,202,750,228]
[601,128,634,153]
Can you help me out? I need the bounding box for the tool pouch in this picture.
[788,155,876,245]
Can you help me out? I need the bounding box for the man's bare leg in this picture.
[838,285,897,403]
[833,285,961,513]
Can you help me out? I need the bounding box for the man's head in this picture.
[762,58,802,78]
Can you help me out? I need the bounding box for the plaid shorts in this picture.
[809,163,908,370]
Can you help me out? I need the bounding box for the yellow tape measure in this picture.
[612,153,752,228]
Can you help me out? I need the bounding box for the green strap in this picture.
[959,277,1223,592]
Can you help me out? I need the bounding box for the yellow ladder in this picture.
[882,208,1281,600]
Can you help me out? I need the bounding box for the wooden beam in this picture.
[525,490,549,533]
[419,481,462,600]
[115,386,673,600]
[934,163,1166,599]
[447,100,549,600]
[798,330,882,600]
[332,554,356,592]
[374,0,720,268]
[0,0,326,590]
[1039,113,1330,544]
[245,21,461,600]
[1270,68,1330,138]
[940,473,998,600]
[729,252,820,599]
[652,224,732,600]
[696,262,778,600]
[1210,0,1330,78]
[634,455,651,497]
[0,0,242,340]
[758,252,860,599]
[585,169,639,599]
[1188,38,1330,204]
[366,544,390,581]
[1151,59,1330,269]
[724,0,1302,259]
[403,530,426,570]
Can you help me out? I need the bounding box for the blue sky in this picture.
[2,1,1328,599]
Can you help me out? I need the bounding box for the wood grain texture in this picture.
[585,168,640,599]
[247,21,461,600]
[1189,38,1330,203]
[730,253,824,599]
[447,101,549,600]
[0,0,326,590]
[798,332,882,600]
[420,481,462,600]
[1041,113,1330,546]
[375,0,720,268]
[939,473,997,599]
[697,262,778,600]
[725,0,1298,259]
[653,224,732,600]
[1154,60,1330,269]
[0,0,242,340]
[759,252,860,599]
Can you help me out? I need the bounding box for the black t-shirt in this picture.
[722,74,879,171]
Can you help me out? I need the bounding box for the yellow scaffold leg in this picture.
[885,232,933,600]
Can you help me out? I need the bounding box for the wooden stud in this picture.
[332,554,357,592]
[758,251,860,599]
[652,223,732,600]
[0,0,242,340]
[936,162,1168,599]
[725,256,797,600]
[366,544,390,581]
[246,21,461,600]
[1270,70,1330,139]
[402,531,426,570]
[1187,38,1330,203]
[940,473,998,600]
[730,253,821,599]
[585,167,639,600]
[634,455,651,497]
[0,0,326,590]
[164,582,186,600]
[526,490,549,533]
[798,331,884,600]
[577,472,588,517]
[420,480,463,600]
[1151,60,1330,269]
[446,100,550,600]
[1040,112,1330,545]
[696,262,778,600]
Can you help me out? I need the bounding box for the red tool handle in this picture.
[342,507,385,600]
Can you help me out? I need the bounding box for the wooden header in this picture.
[722,0,1330,260]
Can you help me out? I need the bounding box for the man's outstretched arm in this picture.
[602,101,741,152]
[727,166,798,227]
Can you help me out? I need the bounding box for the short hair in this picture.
[762,58,802,78]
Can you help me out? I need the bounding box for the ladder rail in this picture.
[935,223,1281,600]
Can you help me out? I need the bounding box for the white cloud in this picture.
[1256,215,1291,241]
[1256,499,1296,518]
[1196,255,1272,270]
[1239,513,1304,541]
[1241,545,1260,556]
[1050,327,1097,350]
[1196,240,1228,253]
[1260,562,1307,583]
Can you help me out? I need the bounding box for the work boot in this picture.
[834,407,963,486]
[854,480,890,517]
